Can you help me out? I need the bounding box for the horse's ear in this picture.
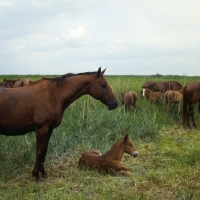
[124,134,128,143]
[3,78,6,81]
[121,92,124,97]
[101,68,106,75]
[97,67,106,77]
[97,67,101,77]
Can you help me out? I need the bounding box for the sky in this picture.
[0,0,200,76]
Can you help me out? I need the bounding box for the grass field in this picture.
[0,74,200,200]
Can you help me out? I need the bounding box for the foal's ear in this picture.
[124,134,128,142]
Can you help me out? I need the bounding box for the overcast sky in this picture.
[0,0,200,76]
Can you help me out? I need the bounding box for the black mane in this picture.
[42,71,96,85]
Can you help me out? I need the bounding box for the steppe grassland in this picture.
[0,74,200,200]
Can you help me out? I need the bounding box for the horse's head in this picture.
[88,67,118,110]
[123,134,138,158]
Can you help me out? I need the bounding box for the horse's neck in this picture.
[56,74,94,108]
[103,140,124,161]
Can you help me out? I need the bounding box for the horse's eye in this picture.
[129,144,132,147]
[101,84,106,88]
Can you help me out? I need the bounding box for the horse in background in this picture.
[155,81,183,93]
[141,81,183,96]
[165,90,183,117]
[0,78,20,88]
[13,78,33,87]
[142,88,163,103]
[183,81,200,127]
[121,91,138,112]
[79,134,138,176]
[0,67,118,181]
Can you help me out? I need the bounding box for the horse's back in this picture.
[185,81,200,102]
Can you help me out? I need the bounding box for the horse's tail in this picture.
[182,85,188,127]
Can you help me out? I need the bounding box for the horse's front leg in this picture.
[32,126,53,181]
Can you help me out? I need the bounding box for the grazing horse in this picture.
[141,81,183,96]
[121,91,138,112]
[183,81,200,127]
[0,78,20,88]
[0,67,118,181]
[164,90,183,116]
[142,88,163,103]
[79,134,138,176]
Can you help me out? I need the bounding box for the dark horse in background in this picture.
[0,67,118,181]
[141,81,183,96]
[183,81,200,127]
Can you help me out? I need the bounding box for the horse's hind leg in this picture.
[187,105,196,127]
[190,106,196,127]
[32,127,52,181]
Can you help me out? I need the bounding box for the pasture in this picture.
[0,74,200,200]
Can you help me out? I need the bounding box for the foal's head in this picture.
[123,134,138,157]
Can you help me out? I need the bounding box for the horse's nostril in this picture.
[114,101,118,107]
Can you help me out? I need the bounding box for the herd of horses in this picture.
[0,68,199,180]
[122,80,200,127]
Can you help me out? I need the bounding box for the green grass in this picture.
[0,74,200,199]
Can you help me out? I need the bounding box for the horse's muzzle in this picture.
[132,151,139,157]
[108,101,118,110]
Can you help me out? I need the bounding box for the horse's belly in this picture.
[0,123,34,136]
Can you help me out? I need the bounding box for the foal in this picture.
[165,90,183,116]
[142,88,163,103]
[79,134,138,176]
[121,91,138,112]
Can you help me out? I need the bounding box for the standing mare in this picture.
[79,134,138,176]
[183,81,200,127]
[0,67,118,181]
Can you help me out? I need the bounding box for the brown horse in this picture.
[155,81,183,93]
[183,81,200,127]
[121,91,138,112]
[0,67,118,181]
[165,90,183,116]
[79,134,138,176]
[13,78,33,87]
[142,88,163,103]
[0,78,20,88]
[141,81,183,95]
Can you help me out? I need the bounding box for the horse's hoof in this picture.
[36,176,41,182]
[42,172,48,178]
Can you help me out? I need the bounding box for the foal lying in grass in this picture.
[78,134,138,176]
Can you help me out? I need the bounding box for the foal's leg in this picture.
[32,126,52,181]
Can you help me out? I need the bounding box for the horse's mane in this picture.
[42,71,96,85]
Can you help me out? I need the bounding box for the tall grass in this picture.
[0,74,200,199]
